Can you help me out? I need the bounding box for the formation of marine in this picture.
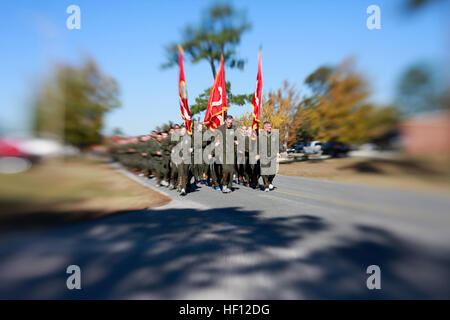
[111,115,279,196]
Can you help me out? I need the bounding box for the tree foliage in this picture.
[404,0,445,11]
[238,59,401,148]
[162,3,251,79]
[190,81,253,115]
[238,80,300,148]
[32,58,121,148]
[295,60,400,145]
[162,3,252,115]
[302,60,371,143]
[111,127,125,137]
[395,63,448,116]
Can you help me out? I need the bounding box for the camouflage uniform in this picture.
[161,134,177,187]
[216,124,237,190]
[247,133,260,187]
[193,129,207,183]
[150,139,166,184]
[177,133,194,192]
[261,131,276,188]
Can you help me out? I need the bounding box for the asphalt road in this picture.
[0,164,449,299]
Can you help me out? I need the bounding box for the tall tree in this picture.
[304,65,333,97]
[162,3,251,78]
[303,60,371,143]
[287,98,315,146]
[162,3,252,115]
[32,57,121,148]
[286,65,334,145]
[298,60,400,145]
[395,63,447,116]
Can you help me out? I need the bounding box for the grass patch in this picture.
[278,156,450,194]
[0,158,170,229]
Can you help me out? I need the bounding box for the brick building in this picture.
[399,111,450,156]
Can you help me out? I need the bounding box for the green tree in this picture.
[32,57,121,148]
[111,127,125,137]
[304,65,334,97]
[162,3,251,78]
[190,81,253,115]
[162,2,252,115]
[287,66,334,145]
[395,63,447,116]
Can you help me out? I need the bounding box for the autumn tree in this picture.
[238,80,300,149]
[290,60,400,145]
[363,105,401,141]
[32,57,121,148]
[286,66,334,145]
[243,60,401,148]
[287,98,314,146]
[305,60,372,143]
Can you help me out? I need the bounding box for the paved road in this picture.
[0,164,449,299]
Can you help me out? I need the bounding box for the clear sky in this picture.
[0,0,448,136]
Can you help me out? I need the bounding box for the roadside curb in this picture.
[110,162,171,198]
[110,162,210,210]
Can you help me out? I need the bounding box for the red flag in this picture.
[251,51,263,130]
[178,45,192,135]
[203,56,228,130]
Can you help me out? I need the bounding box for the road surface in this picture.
[0,164,449,299]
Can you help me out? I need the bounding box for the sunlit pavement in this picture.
[0,165,449,299]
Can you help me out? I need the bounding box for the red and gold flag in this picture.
[178,45,192,134]
[203,56,228,130]
[251,51,263,130]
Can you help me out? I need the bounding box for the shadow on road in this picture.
[0,207,449,299]
[338,158,444,175]
[288,224,450,299]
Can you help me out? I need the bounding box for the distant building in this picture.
[399,111,450,156]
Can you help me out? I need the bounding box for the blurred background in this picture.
[1,0,450,301]
[0,0,449,225]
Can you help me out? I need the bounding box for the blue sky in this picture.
[0,0,447,136]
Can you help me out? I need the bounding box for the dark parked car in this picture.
[321,141,350,157]
[287,143,304,154]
